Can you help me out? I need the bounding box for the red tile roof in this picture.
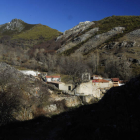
[92,79,109,83]
[46,76,52,78]
[46,75,60,78]
[111,78,119,82]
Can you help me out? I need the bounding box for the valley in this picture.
[0,15,140,139]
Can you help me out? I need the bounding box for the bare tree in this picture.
[0,67,21,125]
[58,55,90,89]
[105,55,132,80]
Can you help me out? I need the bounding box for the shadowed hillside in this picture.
[0,75,140,140]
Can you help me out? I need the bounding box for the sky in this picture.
[0,0,140,32]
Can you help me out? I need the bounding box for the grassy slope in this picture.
[0,20,61,45]
[0,21,36,37]
[63,16,140,55]
[12,24,61,41]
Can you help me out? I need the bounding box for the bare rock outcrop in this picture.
[0,19,24,33]
[75,27,125,54]
[127,29,140,37]
[56,21,94,42]
[57,27,99,53]
[64,96,82,107]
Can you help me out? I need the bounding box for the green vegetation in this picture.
[61,75,73,83]
[12,24,61,41]
[0,21,36,37]
[63,16,140,55]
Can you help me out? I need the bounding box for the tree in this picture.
[58,55,90,90]
[0,67,21,125]
[105,55,132,80]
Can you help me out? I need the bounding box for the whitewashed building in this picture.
[20,70,40,76]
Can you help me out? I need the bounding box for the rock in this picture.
[1,19,24,32]
[137,60,140,64]
[57,27,99,53]
[128,58,138,63]
[64,96,82,107]
[81,95,95,104]
[121,41,127,47]
[75,27,125,54]
[128,29,140,37]
[56,21,94,42]
[112,27,125,31]
[43,104,57,112]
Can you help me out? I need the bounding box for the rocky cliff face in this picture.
[0,18,24,33]
[54,16,140,76]
[57,21,94,41]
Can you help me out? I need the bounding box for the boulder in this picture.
[43,104,57,112]
[64,96,82,107]
[81,95,95,104]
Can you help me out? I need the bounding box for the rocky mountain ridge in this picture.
[0,19,25,32]
[54,16,140,76]
[0,18,61,48]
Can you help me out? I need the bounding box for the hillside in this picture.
[1,16,140,78]
[56,16,140,55]
[0,18,61,48]
[1,75,140,140]
[53,16,140,76]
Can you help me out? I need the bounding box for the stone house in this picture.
[47,81,74,91]
[92,79,111,88]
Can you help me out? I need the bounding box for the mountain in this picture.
[0,18,61,48]
[54,16,140,76]
[56,16,140,55]
[1,16,140,77]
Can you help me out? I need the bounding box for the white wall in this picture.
[47,78,52,82]
[46,77,61,82]
[59,83,74,91]
[52,78,60,81]
[76,81,110,98]
[93,82,110,88]
[20,70,40,76]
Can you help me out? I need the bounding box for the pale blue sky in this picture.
[0,0,140,32]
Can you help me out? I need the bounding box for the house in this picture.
[76,79,111,98]
[91,75,103,80]
[111,78,119,87]
[47,81,74,91]
[45,75,61,82]
[59,82,74,91]
[92,79,110,88]
[103,78,113,87]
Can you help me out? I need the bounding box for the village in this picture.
[20,70,126,99]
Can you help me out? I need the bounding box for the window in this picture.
[68,86,71,90]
